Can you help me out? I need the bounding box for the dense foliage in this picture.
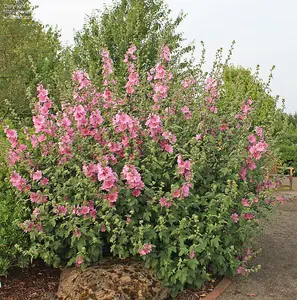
[0,123,30,275]
[5,45,281,295]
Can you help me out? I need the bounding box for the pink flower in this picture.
[89,208,97,219]
[162,143,173,153]
[100,225,106,232]
[172,189,181,198]
[32,170,42,181]
[248,134,257,144]
[76,256,83,267]
[159,197,172,208]
[145,114,162,131]
[4,128,18,146]
[74,228,81,238]
[241,104,251,115]
[10,172,27,191]
[189,251,195,259]
[255,142,268,152]
[237,266,244,275]
[182,78,195,89]
[219,124,229,131]
[195,134,203,141]
[161,45,171,62]
[231,213,239,223]
[177,155,192,180]
[106,190,119,203]
[138,243,153,256]
[255,126,263,137]
[37,86,49,102]
[33,208,39,218]
[241,198,249,207]
[22,220,35,233]
[83,164,97,177]
[239,168,247,181]
[181,183,192,198]
[80,206,90,215]
[275,196,285,204]
[97,164,118,191]
[32,115,46,133]
[243,213,255,220]
[181,106,192,119]
[154,64,166,80]
[57,205,67,215]
[122,165,144,191]
[246,157,256,170]
[30,192,48,204]
[40,177,49,186]
[132,189,141,197]
[90,110,104,127]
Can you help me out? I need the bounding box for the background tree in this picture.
[0,0,62,120]
[277,113,297,174]
[73,0,196,89]
[221,65,280,124]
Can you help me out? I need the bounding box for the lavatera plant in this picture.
[5,45,282,295]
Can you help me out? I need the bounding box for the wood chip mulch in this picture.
[0,262,220,300]
[0,261,60,300]
[173,277,222,300]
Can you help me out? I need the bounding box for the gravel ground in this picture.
[219,193,297,300]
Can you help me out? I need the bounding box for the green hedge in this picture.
[0,124,30,275]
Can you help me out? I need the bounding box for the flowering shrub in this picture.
[6,45,280,295]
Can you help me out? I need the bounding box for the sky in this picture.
[30,0,297,113]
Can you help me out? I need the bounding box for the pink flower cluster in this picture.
[113,113,141,138]
[205,77,219,114]
[4,127,31,166]
[72,202,97,219]
[97,163,118,191]
[4,128,18,147]
[22,220,43,233]
[235,99,253,121]
[189,251,195,260]
[72,71,90,90]
[159,196,173,208]
[10,172,29,192]
[181,106,192,120]
[102,49,113,79]
[145,114,176,153]
[182,77,195,89]
[240,126,268,181]
[124,45,139,94]
[161,45,171,62]
[177,155,192,181]
[122,165,144,197]
[148,47,173,103]
[138,243,153,256]
[30,192,48,204]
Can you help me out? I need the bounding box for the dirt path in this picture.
[219,193,297,300]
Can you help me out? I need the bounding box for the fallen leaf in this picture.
[247,293,257,297]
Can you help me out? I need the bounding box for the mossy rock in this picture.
[57,258,169,300]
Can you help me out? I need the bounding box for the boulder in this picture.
[57,258,170,300]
